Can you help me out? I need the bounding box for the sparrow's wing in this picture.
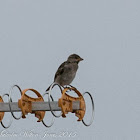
[54,61,67,81]
[46,61,67,91]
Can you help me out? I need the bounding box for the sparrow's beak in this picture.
[79,58,84,61]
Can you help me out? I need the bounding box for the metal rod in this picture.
[0,101,80,112]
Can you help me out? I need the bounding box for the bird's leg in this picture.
[63,85,69,88]
[69,85,75,89]
[63,85,72,93]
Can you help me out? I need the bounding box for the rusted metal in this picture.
[18,89,45,122]
[58,87,86,121]
[0,96,4,122]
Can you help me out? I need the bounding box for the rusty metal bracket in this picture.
[58,87,86,121]
[0,96,4,122]
[18,89,45,122]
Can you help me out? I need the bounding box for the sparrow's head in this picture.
[67,54,84,63]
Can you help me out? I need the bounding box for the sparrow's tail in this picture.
[46,85,51,91]
[46,83,62,92]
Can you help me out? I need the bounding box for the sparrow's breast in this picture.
[62,63,78,84]
[55,63,78,86]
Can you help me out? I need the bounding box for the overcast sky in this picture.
[0,0,140,140]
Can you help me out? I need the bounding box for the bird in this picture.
[46,54,83,91]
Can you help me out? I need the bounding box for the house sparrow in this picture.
[46,54,83,91]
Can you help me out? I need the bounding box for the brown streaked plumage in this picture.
[46,54,83,91]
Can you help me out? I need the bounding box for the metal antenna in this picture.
[0,83,94,128]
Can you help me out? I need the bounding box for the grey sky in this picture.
[0,0,140,140]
